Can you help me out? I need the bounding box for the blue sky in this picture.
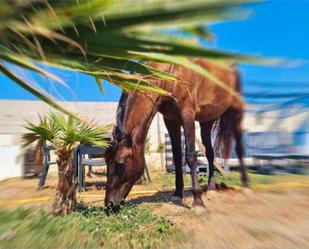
[1,0,309,105]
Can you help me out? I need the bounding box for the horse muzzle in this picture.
[105,193,125,210]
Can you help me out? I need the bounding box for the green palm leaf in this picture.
[23,112,111,151]
[1,0,280,116]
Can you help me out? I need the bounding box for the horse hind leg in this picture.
[181,109,204,207]
[200,121,216,191]
[233,111,249,187]
[163,117,184,201]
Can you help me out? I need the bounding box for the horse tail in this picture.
[214,69,243,161]
[213,109,235,161]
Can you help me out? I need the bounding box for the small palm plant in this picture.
[23,112,110,215]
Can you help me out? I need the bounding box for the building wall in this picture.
[0,100,169,180]
[0,135,23,180]
[0,100,308,180]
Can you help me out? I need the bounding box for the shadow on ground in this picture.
[128,190,198,209]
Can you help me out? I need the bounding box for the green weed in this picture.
[0,204,177,249]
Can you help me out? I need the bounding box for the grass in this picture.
[0,203,179,249]
[214,171,274,187]
[1,171,306,249]
[152,172,191,188]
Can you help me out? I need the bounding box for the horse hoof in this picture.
[171,195,183,203]
[193,198,205,207]
[207,177,217,191]
[207,184,217,192]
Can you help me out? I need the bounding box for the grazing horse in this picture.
[104,58,248,209]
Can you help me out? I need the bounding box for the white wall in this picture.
[0,135,23,180]
[0,100,308,180]
[0,100,168,180]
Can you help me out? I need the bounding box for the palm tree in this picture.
[23,112,109,215]
[0,0,277,117]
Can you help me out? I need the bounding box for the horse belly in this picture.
[195,103,227,122]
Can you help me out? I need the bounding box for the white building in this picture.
[0,100,308,180]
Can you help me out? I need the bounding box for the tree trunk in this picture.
[52,148,76,215]
[33,140,43,176]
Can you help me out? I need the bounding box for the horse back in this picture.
[147,59,243,122]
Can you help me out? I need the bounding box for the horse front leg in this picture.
[163,117,184,202]
[182,111,204,207]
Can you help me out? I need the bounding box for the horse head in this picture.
[104,126,144,209]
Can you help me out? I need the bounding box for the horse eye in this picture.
[115,163,125,175]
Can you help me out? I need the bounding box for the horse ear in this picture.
[124,133,132,147]
[103,143,114,158]
[114,127,123,141]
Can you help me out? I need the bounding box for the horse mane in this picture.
[114,92,129,141]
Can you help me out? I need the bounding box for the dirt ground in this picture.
[155,188,309,249]
[0,169,309,249]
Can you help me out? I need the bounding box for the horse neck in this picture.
[123,93,159,146]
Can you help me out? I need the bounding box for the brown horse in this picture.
[104,58,248,209]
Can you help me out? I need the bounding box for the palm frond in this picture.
[1,0,281,116]
[23,112,110,150]
[60,115,110,149]
[22,114,60,147]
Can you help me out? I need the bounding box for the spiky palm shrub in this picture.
[0,0,277,117]
[23,113,109,215]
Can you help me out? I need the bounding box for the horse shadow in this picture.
[128,182,235,209]
[127,190,193,209]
